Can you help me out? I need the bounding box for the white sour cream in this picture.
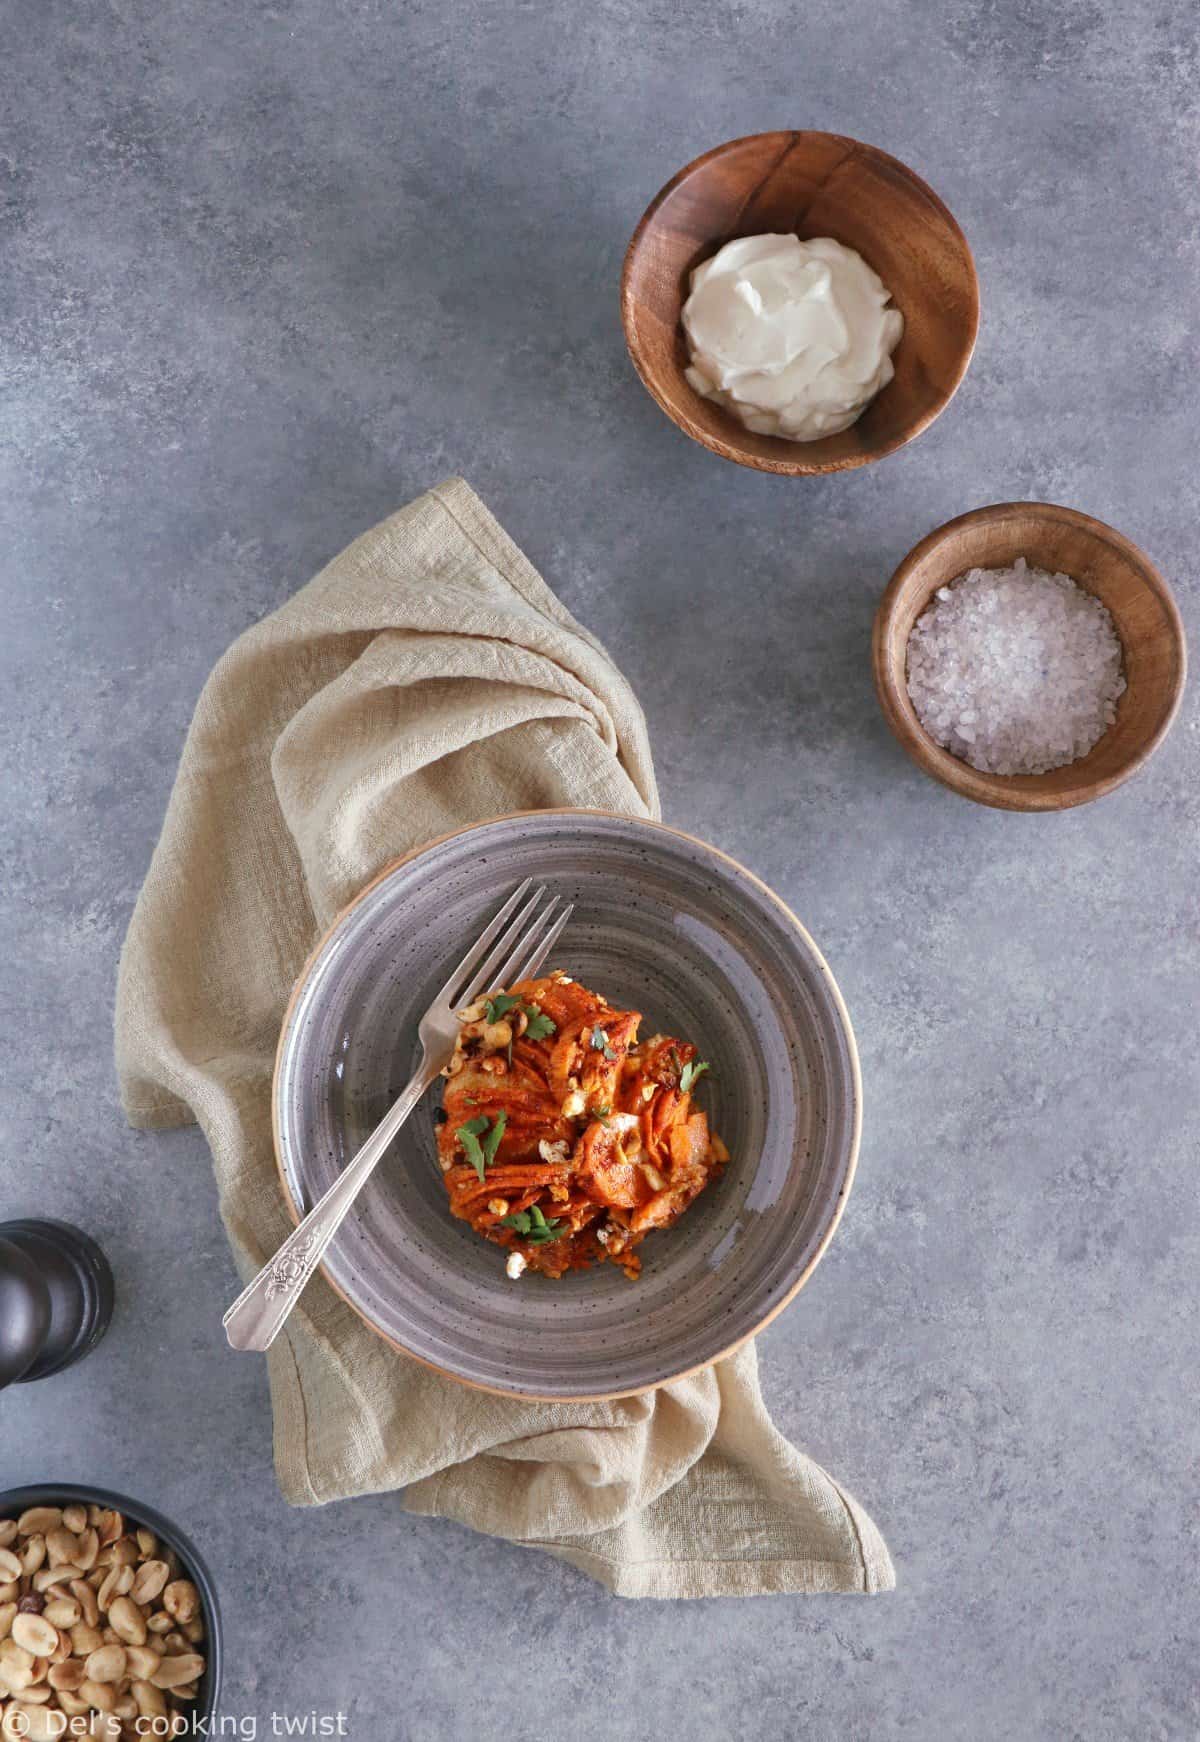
[681,234,903,442]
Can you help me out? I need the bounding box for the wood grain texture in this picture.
[621,130,980,475]
[872,503,1188,811]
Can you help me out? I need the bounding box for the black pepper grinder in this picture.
[0,1219,114,1391]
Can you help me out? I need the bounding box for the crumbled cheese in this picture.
[561,1089,586,1119]
[506,1251,527,1280]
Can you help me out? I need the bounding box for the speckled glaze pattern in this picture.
[274,812,860,1399]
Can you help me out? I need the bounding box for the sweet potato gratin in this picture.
[436,972,728,1279]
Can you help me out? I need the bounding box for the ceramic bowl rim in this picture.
[620,127,981,476]
[0,1481,222,1721]
[271,808,863,1402]
[871,500,1189,811]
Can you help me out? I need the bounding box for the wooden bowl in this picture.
[872,503,1187,811]
[621,131,980,475]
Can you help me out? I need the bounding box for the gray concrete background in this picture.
[2,0,1198,1736]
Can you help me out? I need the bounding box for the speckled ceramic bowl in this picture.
[274,811,861,1400]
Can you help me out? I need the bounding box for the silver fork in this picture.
[222,880,573,1352]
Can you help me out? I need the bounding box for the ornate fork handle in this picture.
[223,879,572,1354]
[262,1233,320,1302]
[223,1062,438,1352]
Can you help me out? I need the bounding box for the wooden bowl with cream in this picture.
[620,130,980,475]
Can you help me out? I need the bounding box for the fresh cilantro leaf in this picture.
[456,1112,505,1183]
[590,1025,617,1061]
[526,1203,564,1244]
[594,1103,612,1123]
[500,1200,564,1244]
[679,1059,710,1094]
[528,1222,564,1244]
[480,1110,507,1169]
[484,992,522,1023]
[522,1005,556,1041]
[456,1117,489,1181]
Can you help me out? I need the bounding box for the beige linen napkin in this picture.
[115,477,894,1599]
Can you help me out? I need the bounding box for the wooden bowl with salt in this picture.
[873,502,1187,812]
[621,131,980,476]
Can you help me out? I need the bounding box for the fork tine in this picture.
[437,878,533,1007]
[490,895,563,992]
[455,884,549,1008]
[522,902,573,981]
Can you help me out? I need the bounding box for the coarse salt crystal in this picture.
[905,559,1126,776]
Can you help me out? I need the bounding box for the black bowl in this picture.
[0,1483,222,1724]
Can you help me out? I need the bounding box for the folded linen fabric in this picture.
[115,477,893,1599]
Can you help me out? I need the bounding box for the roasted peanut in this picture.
[32,1567,78,1595]
[78,1678,116,1713]
[0,1505,206,1731]
[16,1512,60,1540]
[5,1707,59,1742]
[96,1566,131,1611]
[68,1582,98,1629]
[48,1659,85,1692]
[95,1513,122,1549]
[11,1615,57,1658]
[96,1538,136,1571]
[42,1600,79,1631]
[161,1578,199,1626]
[84,1644,126,1685]
[105,1597,145,1647]
[19,1536,46,1577]
[129,1561,169,1607]
[149,1653,204,1690]
[132,1680,166,1720]
[0,1639,34,1691]
[72,1530,99,1573]
[45,1530,78,1569]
